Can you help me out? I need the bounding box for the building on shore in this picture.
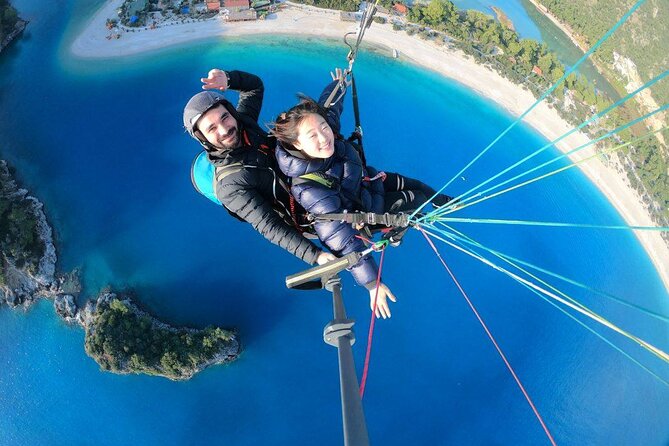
[223,8,257,20]
[223,0,249,12]
[392,3,407,16]
[206,0,221,11]
[340,11,361,22]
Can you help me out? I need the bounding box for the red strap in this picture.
[288,195,303,234]
[359,246,386,399]
[363,171,387,182]
[354,234,374,245]
[417,227,557,446]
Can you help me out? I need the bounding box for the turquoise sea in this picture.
[1,0,668,444]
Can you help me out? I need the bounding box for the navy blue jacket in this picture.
[275,81,384,288]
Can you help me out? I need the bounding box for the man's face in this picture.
[196,105,240,150]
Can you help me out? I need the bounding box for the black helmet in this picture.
[183,91,230,138]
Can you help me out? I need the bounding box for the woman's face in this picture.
[293,113,335,159]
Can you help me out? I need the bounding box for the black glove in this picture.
[432,193,456,208]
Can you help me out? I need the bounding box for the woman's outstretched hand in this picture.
[316,251,337,265]
[369,282,397,319]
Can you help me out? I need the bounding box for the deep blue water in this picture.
[1,0,668,444]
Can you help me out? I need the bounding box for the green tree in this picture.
[423,0,447,26]
[519,39,539,66]
[110,299,129,314]
[537,53,553,75]
[550,65,564,83]
[506,40,521,56]
[3,5,17,29]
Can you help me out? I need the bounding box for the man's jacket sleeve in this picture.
[227,70,264,123]
[216,169,321,264]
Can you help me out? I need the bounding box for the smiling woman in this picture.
[288,111,336,159]
[1,0,669,443]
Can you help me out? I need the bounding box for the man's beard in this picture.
[214,127,240,150]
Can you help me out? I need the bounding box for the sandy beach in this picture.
[71,0,669,292]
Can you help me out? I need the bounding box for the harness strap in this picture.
[349,73,367,167]
[311,212,410,228]
[363,171,386,182]
[215,162,244,183]
[242,129,251,146]
[214,162,312,231]
[288,195,305,234]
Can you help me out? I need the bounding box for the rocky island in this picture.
[0,0,27,54]
[59,291,239,380]
[1,160,240,380]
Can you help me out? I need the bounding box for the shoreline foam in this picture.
[70,0,669,293]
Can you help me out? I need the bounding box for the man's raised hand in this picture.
[201,69,229,91]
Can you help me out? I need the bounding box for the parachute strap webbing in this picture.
[417,226,557,446]
[348,72,367,166]
[311,212,410,228]
[350,72,362,135]
[323,0,379,109]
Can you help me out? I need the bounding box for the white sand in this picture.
[71,0,669,293]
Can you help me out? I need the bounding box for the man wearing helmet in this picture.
[183,69,336,266]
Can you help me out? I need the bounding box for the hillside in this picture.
[534,0,668,226]
[536,0,668,119]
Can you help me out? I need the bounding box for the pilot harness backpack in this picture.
[190,150,314,233]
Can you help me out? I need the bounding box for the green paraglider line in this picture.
[419,226,669,387]
[416,225,669,365]
[429,221,669,324]
[430,217,669,233]
[446,69,669,206]
[424,123,668,218]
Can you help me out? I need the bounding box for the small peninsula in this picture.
[1,160,240,380]
[68,292,239,380]
[490,6,515,31]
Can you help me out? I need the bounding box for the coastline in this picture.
[1,159,239,380]
[70,0,669,293]
[0,19,28,54]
